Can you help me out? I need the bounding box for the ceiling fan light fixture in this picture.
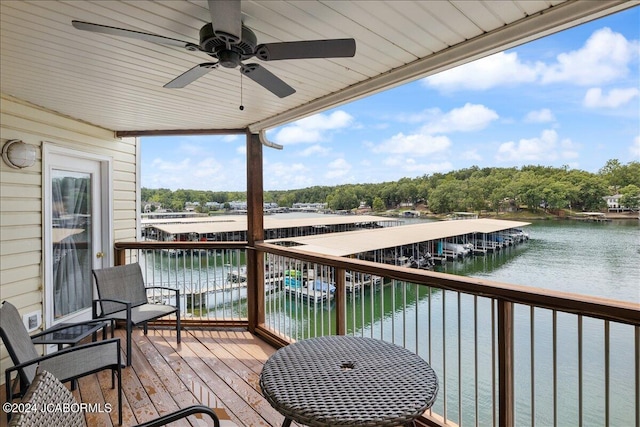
[218,50,241,68]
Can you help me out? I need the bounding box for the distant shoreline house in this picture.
[604,194,636,212]
[291,202,328,212]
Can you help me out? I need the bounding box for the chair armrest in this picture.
[145,286,180,295]
[5,339,122,402]
[93,298,132,318]
[133,405,220,427]
[145,286,180,308]
[93,297,131,306]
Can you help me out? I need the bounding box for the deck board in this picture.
[1,327,290,427]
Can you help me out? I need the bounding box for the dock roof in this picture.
[145,214,397,235]
[267,218,531,257]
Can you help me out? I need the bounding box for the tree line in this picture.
[142,159,640,214]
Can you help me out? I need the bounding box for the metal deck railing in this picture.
[115,241,640,427]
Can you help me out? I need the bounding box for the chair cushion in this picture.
[108,303,178,325]
[38,339,120,383]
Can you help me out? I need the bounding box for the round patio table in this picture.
[259,335,439,427]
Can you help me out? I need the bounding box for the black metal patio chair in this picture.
[0,301,122,425]
[8,369,220,427]
[92,262,181,366]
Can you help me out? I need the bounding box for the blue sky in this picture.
[142,7,639,192]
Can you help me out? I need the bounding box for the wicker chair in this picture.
[0,301,122,425]
[8,369,220,427]
[92,263,180,366]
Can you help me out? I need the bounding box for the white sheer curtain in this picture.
[52,173,92,318]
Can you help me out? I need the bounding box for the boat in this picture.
[159,280,248,312]
[441,242,469,259]
[345,271,383,292]
[283,272,333,303]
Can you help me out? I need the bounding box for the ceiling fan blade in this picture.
[208,0,242,45]
[72,21,196,49]
[241,63,295,98]
[164,63,218,88]
[255,38,356,61]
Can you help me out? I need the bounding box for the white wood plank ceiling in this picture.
[0,1,636,134]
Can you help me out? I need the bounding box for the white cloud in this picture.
[191,158,224,179]
[583,87,640,108]
[264,162,313,189]
[525,108,555,123]
[371,104,496,157]
[560,138,580,159]
[383,157,453,173]
[461,149,483,162]
[631,136,640,159]
[423,28,638,92]
[325,158,352,179]
[496,129,580,163]
[145,156,232,190]
[423,51,540,91]
[373,132,451,156]
[541,28,638,85]
[299,145,331,157]
[421,103,499,133]
[222,135,239,143]
[267,162,307,177]
[272,111,354,144]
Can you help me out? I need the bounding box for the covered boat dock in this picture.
[142,214,402,242]
[268,218,531,266]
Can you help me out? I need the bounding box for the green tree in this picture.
[619,184,640,210]
[372,196,386,212]
[428,179,466,214]
[328,187,358,211]
[514,171,544,210]
[542,180,574,211]
[599,159,624,190]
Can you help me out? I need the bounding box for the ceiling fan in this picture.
[72,0,356,98]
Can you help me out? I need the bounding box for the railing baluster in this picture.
[553,310,557,427]
[498,300,514,427]
[578,315,583,427]
[458,291,462,425]
[492,299,496,427]
[474,295,478,427]
[605,320,610,427]
[531,306,535,427]
[634,326,640,427]
[335,267,346,335]
[443,290,447,421]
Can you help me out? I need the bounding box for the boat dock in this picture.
[142,214,401,242]
[143,215,530,268]
[267,218,530,267]
[572,212,611,222]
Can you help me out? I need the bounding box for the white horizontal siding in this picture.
[0,93,138,382]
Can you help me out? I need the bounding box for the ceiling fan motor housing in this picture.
[199,23,257,64]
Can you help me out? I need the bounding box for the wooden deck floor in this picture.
[3,327,292,427]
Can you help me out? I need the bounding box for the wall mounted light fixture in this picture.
[2,139,37,169]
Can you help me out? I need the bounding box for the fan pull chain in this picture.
[239,72,244,111]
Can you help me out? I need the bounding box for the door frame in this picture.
[42,143,113,327]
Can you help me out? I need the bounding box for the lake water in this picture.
[149,214,639,425]
[402,217,639,426]
[264,215,639,426]
[451,219,639,303]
